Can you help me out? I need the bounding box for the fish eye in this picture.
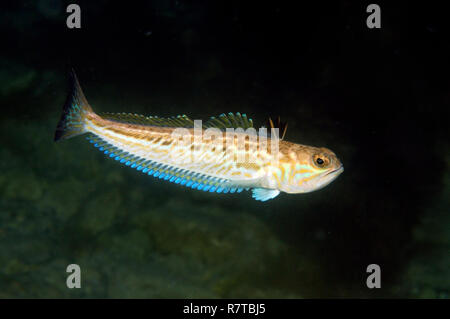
[313,154,329,168]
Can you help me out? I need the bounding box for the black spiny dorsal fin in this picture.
[267,116,288,140]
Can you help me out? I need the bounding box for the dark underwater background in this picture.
[0,0,448,298]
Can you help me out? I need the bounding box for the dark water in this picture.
[0,1,448,298]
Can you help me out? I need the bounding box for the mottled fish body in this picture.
[54,71,343,201]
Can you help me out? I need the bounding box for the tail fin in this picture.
[54,70,93,141]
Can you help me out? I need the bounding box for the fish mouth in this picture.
[311,165,344,191]
[324,165,344,177]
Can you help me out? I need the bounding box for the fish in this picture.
[54,71,344,201]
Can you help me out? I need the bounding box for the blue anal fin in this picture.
[93,143,249,198]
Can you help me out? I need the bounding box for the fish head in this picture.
[277,145,344,194]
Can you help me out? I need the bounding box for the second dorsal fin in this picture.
[100,112,195,127]
[100,112,255,130]
[203,112,254,130]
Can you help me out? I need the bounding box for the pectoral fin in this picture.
[251,188,280,201]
